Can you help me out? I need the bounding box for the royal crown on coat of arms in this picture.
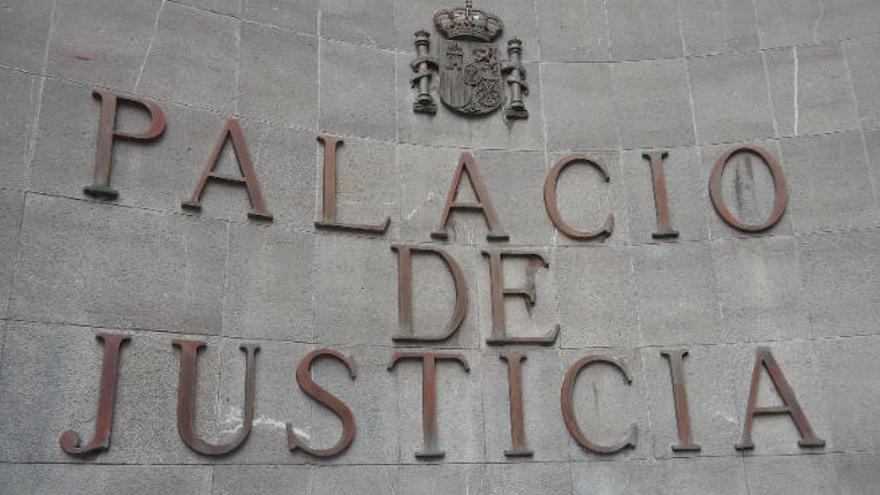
[411,1,529,119]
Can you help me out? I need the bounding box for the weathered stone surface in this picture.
[486,462,573,494]
[174,0,240,16]
[543,63,618,151]
[320,0,395,49]
[535,0,610,62]
[830,452,880,495]
[0,190,23,320]
[753,0,827,49]
[0,70,36,190]
[605,0,682,61]
[310,465,398,495]
[242,0,317,34]
[398,464,486,495]
[844,36,880,130]
[0,464,212,495]
[0,0,52,73]
[744,454,836,494]
[867,130,880,190]
[12,195,227,334]
[679,0,758,56]
[213,465,310,495]
[573,457,749,494]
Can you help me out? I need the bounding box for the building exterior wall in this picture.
[1,0,879,493]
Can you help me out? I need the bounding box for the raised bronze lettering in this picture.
[86,91,166,200]
[643,151,679,239]
[500,352,533,457]
[431,152,508,241]
[181,119,272,220]
[543,154,614,240]
[660,348,701,452]
[708,146,788,232]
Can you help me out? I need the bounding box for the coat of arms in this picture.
[411,1,529,119]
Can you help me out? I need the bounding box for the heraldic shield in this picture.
[410,1,529,119]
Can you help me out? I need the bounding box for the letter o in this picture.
[708,145,788,232]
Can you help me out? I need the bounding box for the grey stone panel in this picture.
[728,341,830,455]
[573,457,749,494]
[214,339,311,465]
[239,22,317,129]
[307,345,399,464]
[319,40,395,142]
[621,147,711,244]
[606,0,682,61]
[138,2,238,113]
[830,452,880,495]
[844,36,880,130]
[0,464,212,495]
[744,454,837,495]
[319,0,395,49]
[486,462,573,494]
[11,195,227,335]
[698,139,794,240]
[632,242,724,347]
[711,236,811,343]
[799,229,880,339]
[817,0,880,41]
[223,223,314,342]
[0,70,37,191]
[554,246,639,349]
[396,57,544,151]
[610,59,696,149]
[817,336,880,451]
[535,0,610,62]
[679,0,759,56]
[0,0,52,73]
[242,0,317,34]
[398,464,487,495]
[543,63,618,151]
[480,349,569,462]
[213,465,310,495]
[782,131,877,233]
[0,322,221,464]
[689,52,776,145]
[753,0,827,49]
[175,0,241,16]
[642,345,741,458]
[561,348,651,461]
[867,130,880,197]
[46,0,159,92]
[310,465,398,495]
[765,43,860,137]
[396,348,483,463]
[0,190,24,320]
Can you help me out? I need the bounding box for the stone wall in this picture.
[1,0,880,493]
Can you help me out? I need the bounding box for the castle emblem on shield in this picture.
[411,1,529,119]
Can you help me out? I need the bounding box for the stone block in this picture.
[632,242,723,346]
[242,0,317,34]
[535,0,610,62]
[0,464,212,495]
[753,0,827,49]
[610,59,696,149]
[398,464,486,495]
[480,349,569,462]
[689,52,776,145]
[319,41,395,141]
[47,0,159,92]
[642,345,741,457]
[0,0,52,73]
[310,465,398,495]
[0,322,221,464]
[844,36,880,130]
[0,70,36,190]
[543,63,618,151]
[223,224,314,341]
[744,454,837,494]
[867,130,880,192]
[573,457,749,494]
[11,195,227,334]
[712,236,810,343]
[0,190,24,319]
[816,336,880,451]
[239,22,317,128]
[486,462,572,495]
[138,2,237,113]
[830,452,880,495]
[395,348,483,463]
[818,0,880,41]
[765,43,860,137]
[606,0,682,61]
[679,0,759,56]
[621,147,710,243]
[175,0,240,16]
[213,465,310,495]
[782,131,876,233]
[554,246,639,349]
[320,0,395,49]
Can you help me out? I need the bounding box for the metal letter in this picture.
[391,244,468,342]
[85,91,166,200]
[482,250,559,345]
[173,340,260,456]
[314,134,390,234]
[643,151,679,239]
[500,352,533,457]
[181,119,273,221]
[735,347,825,450]
[660,348,701,452]
[431,152,509,241]
[543,154,614,240]
[708,146,788,232]
[387,352,470,458]
[561,355,637,454]
[59,333,130,457]
[288,349,357,457]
